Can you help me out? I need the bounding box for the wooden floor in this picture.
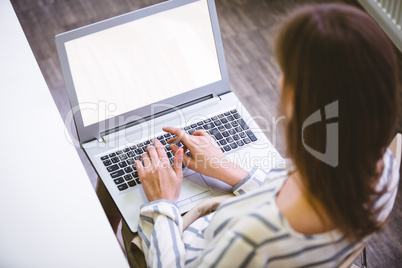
[11,0,401,267]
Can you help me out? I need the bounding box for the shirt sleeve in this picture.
[138,199,186,268]
[232,167,290,196]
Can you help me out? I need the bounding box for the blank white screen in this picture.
[65,0,221,127]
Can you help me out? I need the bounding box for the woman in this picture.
[133,3,400,267]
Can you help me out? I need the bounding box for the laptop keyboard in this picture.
[100,109,257,192]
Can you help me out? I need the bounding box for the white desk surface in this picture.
[0,1,129,267]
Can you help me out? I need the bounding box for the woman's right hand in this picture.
[163,127,248,186]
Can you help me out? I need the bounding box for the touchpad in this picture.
[178,173,211,202]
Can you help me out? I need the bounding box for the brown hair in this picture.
[275,3,399,241]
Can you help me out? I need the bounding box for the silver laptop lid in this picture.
[56,0,230,144]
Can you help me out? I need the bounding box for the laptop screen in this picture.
[64,0,222,127]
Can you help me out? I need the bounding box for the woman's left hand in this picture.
[135,139,184,203]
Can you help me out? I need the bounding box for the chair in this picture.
[338,133,401,268]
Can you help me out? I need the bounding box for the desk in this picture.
[0,1,129,267]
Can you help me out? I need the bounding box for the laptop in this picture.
[56,0,284,232]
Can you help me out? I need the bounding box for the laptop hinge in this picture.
[99,94,220,143]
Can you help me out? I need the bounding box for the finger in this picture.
[135,160,145,178]
[146,145,160,168]
[192,129,209,136]
[173,148,183,178]
[153,139,169,164]
[163,127,191,145]
[171,144,193,168]
[141,152,151,170]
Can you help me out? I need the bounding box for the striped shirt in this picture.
[138,149,399,267]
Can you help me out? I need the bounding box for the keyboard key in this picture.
[132,165,137,171]
[221,118,228,124]
[210,128,219,136]
[109,152,116,157]
[224,123,232,129]
[227,115,234,121]
[228,129,236,135]
[230,143,238,149]
[127,158,135,165]
[101,155,109,160]
[219,140,227,145]
[118,161,128,168]
[160,140,167,145]
[142,146,148,152]
[203,122,215,130]
[224,112,231,116]
[114,177,125,184]
[116,150,124,155]
[218,125,225,131]
[127,151,135,157]
[137,142,144,147]
[107,164,119,172]
[119,154,128,161]
[233,134,240,140]
[132,171,138,178]
[118,183,129,191]
[214,120,222,126]
[124,166,134,173]
[195,126,203,130]
[177,142,184,147]
[222,131,229,137]
[165,145,172,151]
[157,136,164,140]
[239,132,247,138]
[103,160,112,166]
[124,174,133,181]
[135,148,143,154]
[134,156,142,161]
[237,140,245,146]
[128,180,137,187]
[226,137,234,143]
[235,126,243,133]
[191,124,197,128]
[233,113,241,119]
[111,170,124,178]
[238,119,249,130]
[231,121,239,127]
[188,129,195,135]
[167,151,173,158]
[123,148,130,152]
[218,114,224,118]
[144,140,151,145]
[184,126,191,131]
[129,145,136,150]
[223,145,231,152]
[111,157,119,163]
[243,138,251,144]
[221,148,225,153]
[197,121,204,126]
[164,133,171,138]
[245,130,257,142]
[203,119,211,123]
[211,116,218,120]
[214,133,223,140]
[230,109,237,114]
